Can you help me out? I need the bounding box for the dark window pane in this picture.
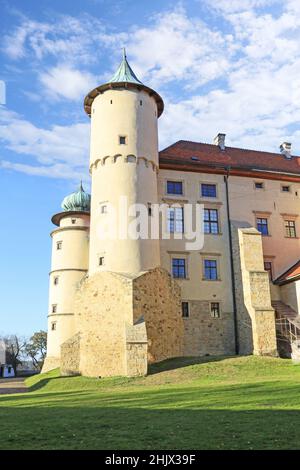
[204,259,217,280]
[203,209,219,234]
[201,184,217,197]
[257,218,269,235]
[264,261,273,280]
[182,302,189,318]
[172,258,186,278]
[167,181,183,195]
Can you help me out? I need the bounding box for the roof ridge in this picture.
[169,139,300,159]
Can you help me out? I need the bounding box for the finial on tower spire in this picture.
[109,49,143,85]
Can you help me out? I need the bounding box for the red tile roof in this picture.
[159,140,300,180]
[275,260,300,285]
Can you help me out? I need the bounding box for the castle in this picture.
[43,52,300,376]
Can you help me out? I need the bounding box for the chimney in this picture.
[214,133,226,150]
[280,142,292,159]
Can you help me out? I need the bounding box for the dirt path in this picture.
[0,377,27,395]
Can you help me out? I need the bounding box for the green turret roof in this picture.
[109,49,143,85]
[61,182,91,212]
[84,49,164,117]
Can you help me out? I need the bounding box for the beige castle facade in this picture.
[43,54,300,376]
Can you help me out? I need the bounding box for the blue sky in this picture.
[1,0,300,335]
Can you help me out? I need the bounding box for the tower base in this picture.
[60,267,183,377]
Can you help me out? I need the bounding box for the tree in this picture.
[2,335,26,375]
[25,331,47,371]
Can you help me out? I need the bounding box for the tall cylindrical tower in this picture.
[43,184,90,371]
[84,51,164,275]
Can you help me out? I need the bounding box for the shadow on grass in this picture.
[1,400,300,450]
[148,355,235,375]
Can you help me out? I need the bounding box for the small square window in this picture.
[182,302,189,318]
[101,205,107,214]
[99,256,105,266]
[51,322,56,331]
[53,277,59,285]
[255,182,264,189]
[282,185,290,192]
[201,184,217,198]
[167,181,183,195]
[119,136,126,145]
[211,302,220,318]
[56,241,62,250]
[52,304,57,313]
[71,218,76,224]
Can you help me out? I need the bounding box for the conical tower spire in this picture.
[109,49,143,85]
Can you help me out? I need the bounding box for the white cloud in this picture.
[204,0,280,14]
[0,108,90,179]
[122,7,236,90]
[3,1,300,179]
[39,66,97,101]
[2,15,105,65]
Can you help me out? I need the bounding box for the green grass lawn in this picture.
[1,355,300,450]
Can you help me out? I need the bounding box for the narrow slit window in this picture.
[182,302,189,318]
[99,256,105,266]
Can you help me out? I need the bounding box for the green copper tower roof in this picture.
[84,49,164,117]
[61,182,91,212]
[109,49,143,85]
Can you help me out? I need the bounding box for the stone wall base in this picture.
[42,356,60,373]
[60,267,183,378]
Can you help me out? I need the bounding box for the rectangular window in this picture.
[204,259,218,280]
[167,181,183,195]
[255,182,264,189]
[100,205,107,214]
[182,302,189,318]
[119,136,126,145]
[204,259,218,281]
[148,203,152,216]
[201,184,217,198]
[282,185,290,192]
[167,207,184,233]
[52,304,57,313]
[204,209,219,234]
[256,218,269,235]
[172,258,186,279]
[99,256,105,266]
[51,322,56,331]
[285,220,296,238]
[211,302,220,318]
[71,218,76,224]
[53,276,59,285]
[56,241,62,250]
[264,261,273,281]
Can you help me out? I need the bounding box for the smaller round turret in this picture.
[43,182,91,372]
